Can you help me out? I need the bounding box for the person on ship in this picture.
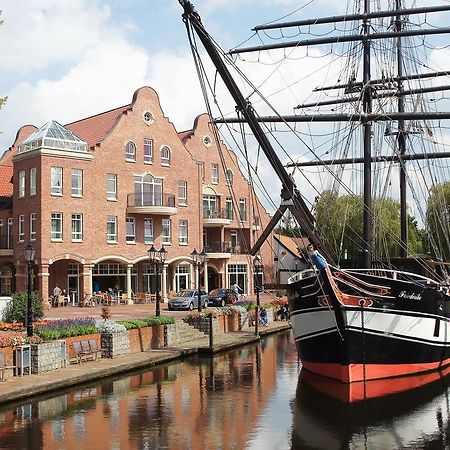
[307,243,328,272]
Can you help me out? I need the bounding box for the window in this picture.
[51,213,63,240]
[134,175,162,206]
[178,181,187,206]
[203,135,212,148]
[30,168,36,196]
[71,169,83,197]
[161,145,171,166]
[200,162,205,182]
[144,218,153,244]
[30,213,36,241]
[125,141,136,161]
[143,111,154,124]
[7,218,13,249]
[18,171,25,198]
[179,219,188,245]
[71,213,83,241]
[203,195,217,219]
[227,263,248,295]
[211,164,219,184]
[18,215,24,242]
[51,167,63,195]
[226,197,233,220]
[126,217,135,243]
[231,230,238,249]
[107,173,117,200]
[107,216,117,243]
[225,169,233,186]
[239,198,247,222]
[162,219,171,244]
[144,138,153,164]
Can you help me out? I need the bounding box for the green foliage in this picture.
[315,191,423,263]
[426,181,450,262]
[2,291,44,323]
[117,316,175,330]
[34,318,97,341]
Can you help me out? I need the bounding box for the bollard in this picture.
[209,314,214,349]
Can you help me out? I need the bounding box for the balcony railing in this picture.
[127,193,176,208]
[203,207,231,220]
[204,241,242,254]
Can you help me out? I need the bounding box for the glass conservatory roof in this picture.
[18,120,87,153]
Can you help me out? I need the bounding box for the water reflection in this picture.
[293,368,450,449]
[3,332,449,449]
[0,332,298,450]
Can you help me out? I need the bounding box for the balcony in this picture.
[204,241,243,258]
[202,208,232,227]
[0,232,13,256]
[127,193,177,216]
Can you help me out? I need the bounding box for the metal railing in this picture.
[204,241,242,254]
[127,193,176,208]
[203,207,231,220]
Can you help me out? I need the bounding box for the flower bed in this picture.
[34,317,97,341]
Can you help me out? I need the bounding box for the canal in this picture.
[1,331,450,449]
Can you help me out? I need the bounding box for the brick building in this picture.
[0,86,274,303]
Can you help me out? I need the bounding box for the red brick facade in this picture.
[0,86,274,303]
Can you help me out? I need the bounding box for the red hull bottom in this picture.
[302,357,450,383]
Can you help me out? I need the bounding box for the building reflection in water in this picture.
[0,332,298,450]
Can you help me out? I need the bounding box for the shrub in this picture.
[143,316,175,326]
[117,316,175,330]
[95,320,126,333]
[34,318,97,341]
[2,291,44,323]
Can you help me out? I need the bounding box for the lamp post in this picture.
[253,255,263,336]
[191,248,207,312]
[148,245,167,317]
[24,243,35,337]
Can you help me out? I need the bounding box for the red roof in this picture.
[178,129,194,142]
[65,104,131,148]
[0,165,13,197]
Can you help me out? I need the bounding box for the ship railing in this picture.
[344,268,440,285]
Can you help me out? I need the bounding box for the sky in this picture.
[1,0,449,221]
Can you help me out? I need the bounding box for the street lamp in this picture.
[148,245,167,317]
[24,243,35,337]
[253,255,263,336]
[191,248,207,312]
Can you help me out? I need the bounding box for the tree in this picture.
[315,191,423,264]
[425,181,450,262]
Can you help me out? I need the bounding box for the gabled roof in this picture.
[178,129,194,142]
[275,234,310,258]
[0,165,13,197]
[66,104,131,148]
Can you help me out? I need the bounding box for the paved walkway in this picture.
[0,318,291,406]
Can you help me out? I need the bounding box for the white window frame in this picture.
[125,141,136,162]
[51,212,63,241]
[161,145,171,166]
[107,215,117,243]
[18,214,24,242]
[178,181,187,206]
[71,213,83,242]
[226,197,234,220]
[18,170,25,198]
[126,217,136,243]
[144,138,153,164]
[162,219,171,244]
[7,218,13,249]
[179,219,188,245]
[239,198,247,222]
[30,213,36,241]
[144,218,153,244]
[211,163,219,184]
[225,169,233,186]
[51,167,63,195]
[107,173,117,200]
[30,167,37,196]
[71,169,83,197]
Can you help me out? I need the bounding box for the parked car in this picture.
[208,288,238,307]
[168,289,209,311]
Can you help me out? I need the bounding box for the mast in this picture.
[362,0,373,268]
[396,0,408,258]
[179,0,333,261]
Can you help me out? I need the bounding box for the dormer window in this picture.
[126,141,136,162]
[161,145,171,166]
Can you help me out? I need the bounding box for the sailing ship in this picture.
[179,1,450,383]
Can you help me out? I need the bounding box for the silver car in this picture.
[168,289,209,311]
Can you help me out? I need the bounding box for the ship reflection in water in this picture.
[1,332,450,449]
